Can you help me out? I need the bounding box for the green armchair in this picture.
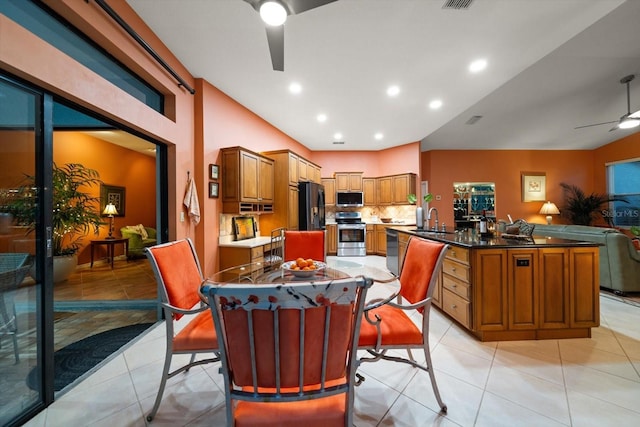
[120,226,157,258]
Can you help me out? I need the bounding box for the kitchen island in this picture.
[394,227,600,341]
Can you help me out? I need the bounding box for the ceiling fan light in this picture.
[260,1,287,26]
[619,118,640,129]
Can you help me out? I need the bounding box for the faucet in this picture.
[427,207,439,231]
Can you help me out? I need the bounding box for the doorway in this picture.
[0,74,166,426]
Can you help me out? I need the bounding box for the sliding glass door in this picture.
[0,77,53,425]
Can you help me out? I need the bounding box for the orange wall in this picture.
[311,142,420,178]
[54,132,156,264]
[421,149,596,228]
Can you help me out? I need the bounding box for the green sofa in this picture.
[120,226,157,258]
[532,224,640,294]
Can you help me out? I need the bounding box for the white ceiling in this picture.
[126,0,640,152]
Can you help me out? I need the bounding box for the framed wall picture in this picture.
[209,182,219,198]
[209,164,219,180]
[100,184,126,216]
[521,172,546,202]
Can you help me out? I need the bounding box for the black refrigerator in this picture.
[298,181,325,230]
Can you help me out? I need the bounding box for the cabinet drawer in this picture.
[446,246,469,264]
[443,258,470,282]
[442,273,471,300]
[251,246,264,259]
[442,289,471,328]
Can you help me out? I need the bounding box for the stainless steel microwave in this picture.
[336,191,364,207]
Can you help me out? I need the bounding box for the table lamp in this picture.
[539,201,560,224]
[103,203,118,239]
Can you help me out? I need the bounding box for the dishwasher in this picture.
[385,228,399,276]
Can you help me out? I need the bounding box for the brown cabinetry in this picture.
[219,244,266,275]
[322,178,336,205]
[366,224,375,254]
[374,173,415,205]
[221,147,274,213]
[441,246,472,329]
[406,230,600,342]
[326,224,337,255]
[335,172,363,192]
[375,225,388,255]
[363,178,376,205]
[398,231,410,274]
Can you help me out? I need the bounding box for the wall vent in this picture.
[465,115,483,125]
[332,141,345,145]
[443,0,474,10]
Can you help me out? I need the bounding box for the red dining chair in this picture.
[358,236,450,413]
[284,230,326,262]
[202,276,372,427]
[144,239,220,422]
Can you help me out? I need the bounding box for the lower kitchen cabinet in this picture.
[366,224,375,254]
[326,224,337,255]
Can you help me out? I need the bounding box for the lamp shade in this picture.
[103,203,118,216]
[539,201,560,215]
[539,201,560,224]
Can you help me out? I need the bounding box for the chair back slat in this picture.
[284,230,326,261]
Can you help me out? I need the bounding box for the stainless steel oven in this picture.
[336,212,366,257]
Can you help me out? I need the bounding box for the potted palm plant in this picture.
[11,163,104,282]
[559,182,627,226]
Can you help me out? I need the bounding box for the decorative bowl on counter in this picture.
[281,259,326,278]
[381,218,393,223]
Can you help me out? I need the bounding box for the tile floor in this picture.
[22,256,640,427]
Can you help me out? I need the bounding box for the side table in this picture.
[90,238,129,269]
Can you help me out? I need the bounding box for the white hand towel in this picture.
[183,178,201,225]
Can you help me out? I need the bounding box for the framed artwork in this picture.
[521,172,546,202]
[209,182,219,198]
[209,164,219,180]
[100,184,126,216]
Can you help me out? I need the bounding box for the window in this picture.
[606,159,640,227]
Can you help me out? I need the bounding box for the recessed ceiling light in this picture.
[317,113,327,123]
[260,1,287,26]
[386,85,400,97]
[469,59,487,73]
[333,132,343,140]
[289,82,302,94]
[429,99,443,110]
[374,133,384,140]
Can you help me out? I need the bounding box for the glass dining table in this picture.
[201,259,398,305]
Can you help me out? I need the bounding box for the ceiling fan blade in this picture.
[265,25,285,71]
[574,120,618,130]
[287,0,338,15]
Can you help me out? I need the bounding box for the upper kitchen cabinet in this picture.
[392,173,416,204]
[376,173,416,205]
[335,172,363,192]
[322,178,336,205]
[221,147,274,214]
[363,177,376,205]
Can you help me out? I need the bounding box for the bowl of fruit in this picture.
[281,258,326,278]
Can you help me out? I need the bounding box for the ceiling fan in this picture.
[575,74,640,131]
[242,0,337,71]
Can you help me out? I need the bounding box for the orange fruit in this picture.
[297,258,308,268]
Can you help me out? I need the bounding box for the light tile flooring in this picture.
[23,256,640,427]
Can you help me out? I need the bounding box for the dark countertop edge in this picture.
[393,226,601,249]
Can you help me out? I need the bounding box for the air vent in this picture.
[465,115,483,125]
[332,141,345,145]
[442,0,474,10]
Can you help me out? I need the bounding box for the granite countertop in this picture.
[393,226,601,249]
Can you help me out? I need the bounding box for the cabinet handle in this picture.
[451,304,457,309]
[452,284,457,288]
[451,267,456,272]
[451,250,456,256]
